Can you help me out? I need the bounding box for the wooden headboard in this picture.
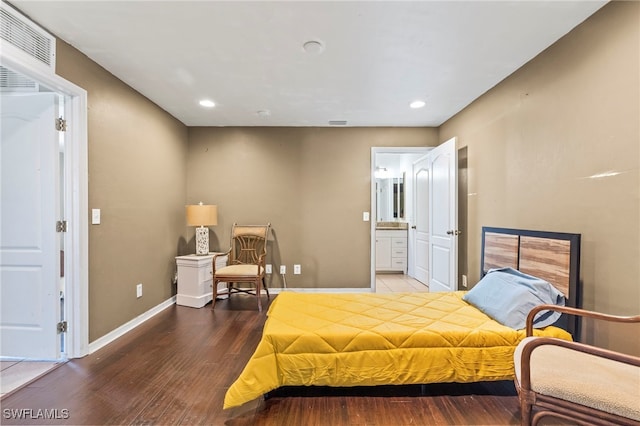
[481,227,582,335]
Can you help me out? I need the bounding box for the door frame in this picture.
[1,49,89,358]
[370,147,432,291]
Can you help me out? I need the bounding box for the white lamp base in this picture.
[195,226,209,255]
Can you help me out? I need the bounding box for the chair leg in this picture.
[211,280,218,310]
[520,397,532,426]
[263,277,270,299]
[256,279,262,312]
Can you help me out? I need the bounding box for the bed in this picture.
[224,227,581,409]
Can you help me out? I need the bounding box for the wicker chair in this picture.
[211,223,270,312]
[514,304,640,426]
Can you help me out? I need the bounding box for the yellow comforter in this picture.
[224,291,571,408]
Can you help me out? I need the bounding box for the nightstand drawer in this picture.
[198,264,214,283]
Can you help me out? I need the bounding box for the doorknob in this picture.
[447,230,462,235]
[446,230,454,235]
[411,226,417,229]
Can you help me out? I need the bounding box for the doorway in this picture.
[371,141,460,292]
[0,57,89,364]
[370,147,431,290]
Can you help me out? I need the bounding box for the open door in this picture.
[412,156,430,284]
[412,138,458,291]
[428,137,458,292]
[1,93,62,360]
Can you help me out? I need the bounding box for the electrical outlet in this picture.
[266,264,272,274]
[294,264,301,275]
[280,265,286,274]
[462,275,468,288]
[136,283,143,298]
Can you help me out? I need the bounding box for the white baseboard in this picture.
[88,296,176,354]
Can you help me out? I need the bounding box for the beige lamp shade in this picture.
[186,204,218,227]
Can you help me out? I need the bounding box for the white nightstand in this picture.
[175,252,228,308]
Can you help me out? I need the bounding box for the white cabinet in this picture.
[175,253,227,308]
[375,230,407,273]
[375,236,392,269]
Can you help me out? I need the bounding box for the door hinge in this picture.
[55,117,67,132]
[57,321,68,333]
[56,220,67,232]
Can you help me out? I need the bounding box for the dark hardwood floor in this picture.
[1,294,541,425]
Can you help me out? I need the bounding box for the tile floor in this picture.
[1,274,426,398]
[375,272,429,293]
[0,360,59,398]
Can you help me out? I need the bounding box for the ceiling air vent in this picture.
[0,65,38,91]
[0,2,56,72]
[328,120,348,126]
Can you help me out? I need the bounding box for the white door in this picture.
[1,93,62,360]
[412,156,430,284]
[429,138,458,293]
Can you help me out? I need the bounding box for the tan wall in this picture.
[440,2,639,353]
[187,127,438,289]
[55,40,189,342]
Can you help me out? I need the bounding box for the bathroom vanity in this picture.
[375,224,408,273]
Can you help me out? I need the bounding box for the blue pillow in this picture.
[462,267,565,329]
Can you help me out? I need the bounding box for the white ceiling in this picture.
[11,1,606,127]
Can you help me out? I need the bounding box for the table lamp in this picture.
[186,202,218,255]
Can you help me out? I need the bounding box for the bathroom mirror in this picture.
[376,175,404,221]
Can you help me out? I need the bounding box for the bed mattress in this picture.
[224,291,571,408]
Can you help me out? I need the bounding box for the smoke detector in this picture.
[303,40,324,54]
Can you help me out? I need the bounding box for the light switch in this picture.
[92,208,101,225]
[363,212,370,221]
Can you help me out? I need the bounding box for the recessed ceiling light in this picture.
[303,40,324,54]
[199,99,215,108]
[410,100,426,109]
